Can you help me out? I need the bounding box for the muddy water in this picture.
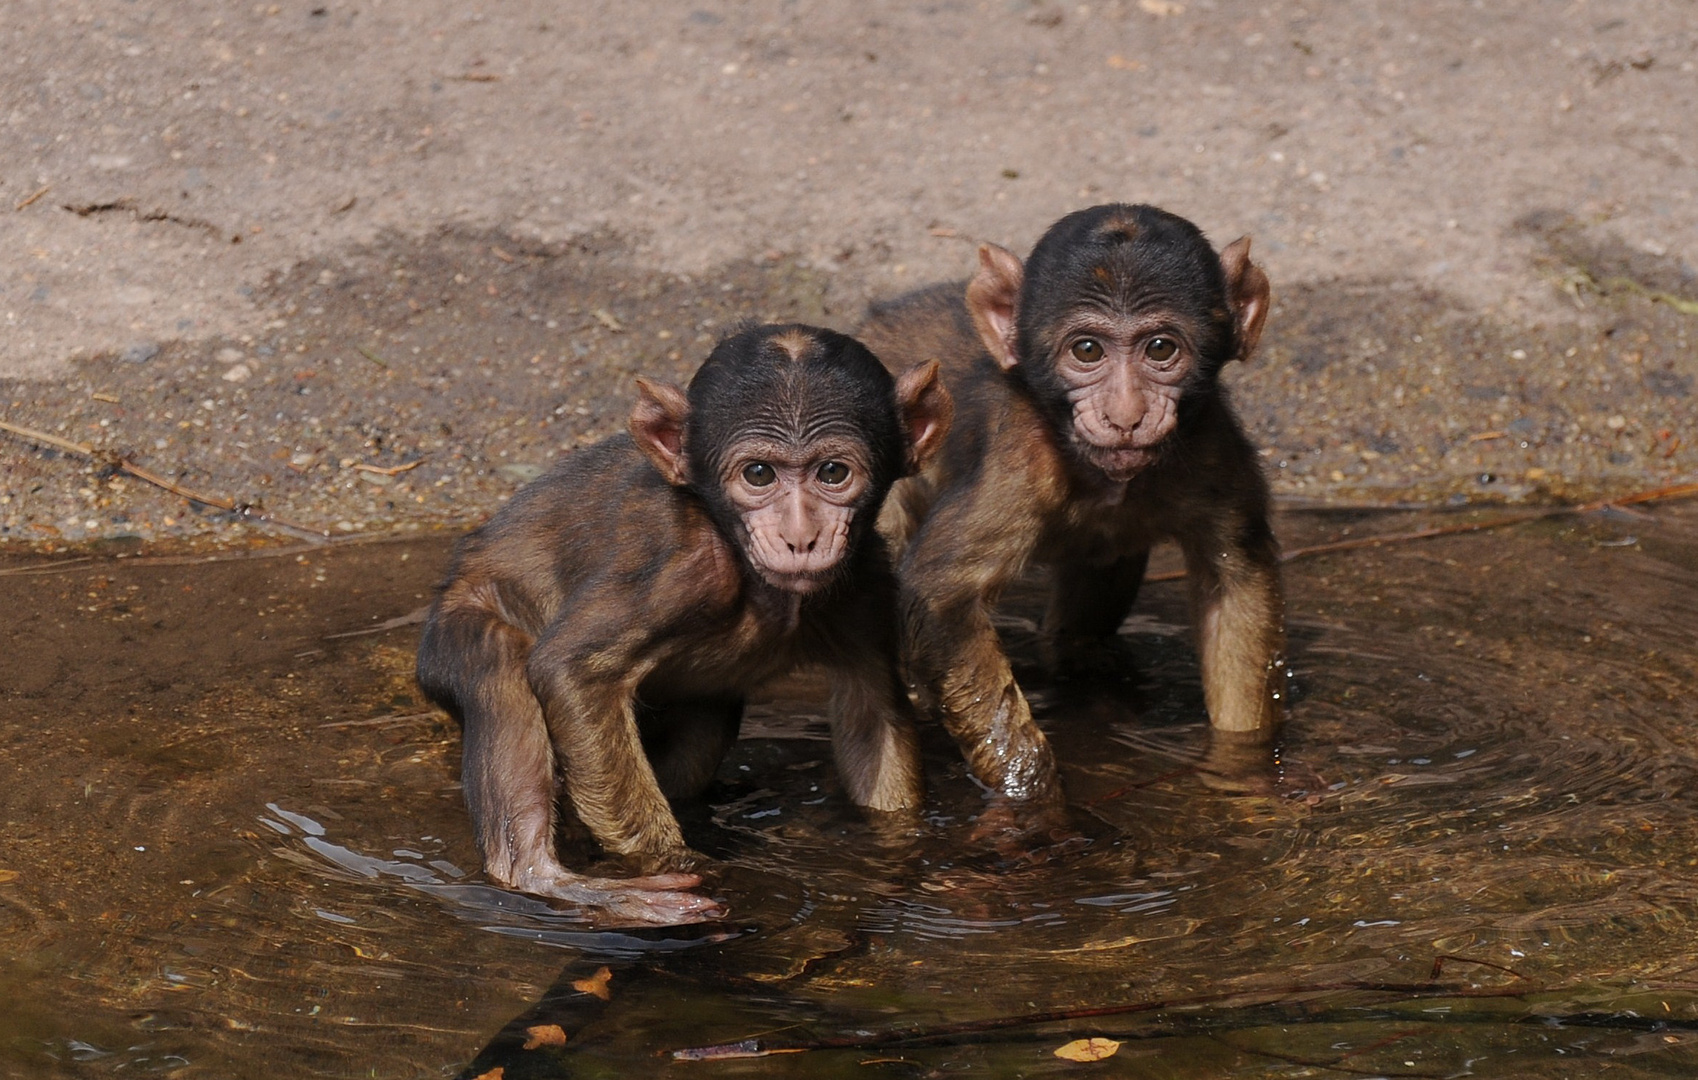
[4,503,1698,1078]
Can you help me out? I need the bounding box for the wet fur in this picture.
[861,204,1285,805]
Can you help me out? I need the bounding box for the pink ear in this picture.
[965,243,1025,371]
[628,377,691,485]
[894,360,955,474]
[1219,236,1271,363]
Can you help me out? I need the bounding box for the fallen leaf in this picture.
[522,1024,568,1050]
[591,308,624,332]
[0,869,18,884]
[473,1069,503,1080]
[573,965,613,1000]
[1054,1037,1120,1062]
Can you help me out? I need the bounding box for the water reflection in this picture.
[5,505,1698,1077]
[268,801,742,959]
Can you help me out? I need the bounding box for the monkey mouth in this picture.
[744,513,853,594]
[752,564,839,594]
[1077,440,1157,482]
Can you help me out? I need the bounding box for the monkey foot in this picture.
[1196,730,1280,794]
[503,865,724,926]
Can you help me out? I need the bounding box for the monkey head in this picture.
[630,324,951,594]
[965,204,1270,483]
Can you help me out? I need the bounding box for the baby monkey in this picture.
[417,325,952,924]
[862,204,1284,810]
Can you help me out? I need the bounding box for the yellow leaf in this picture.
[0,870,19,884]
[473,1068,504,1080]
[522,1024,568,1051]
[1054,1037,1121,1062]
[572,965,613,1000]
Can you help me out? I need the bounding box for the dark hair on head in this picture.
[1018,203,1235,373]
[684,324,905,489]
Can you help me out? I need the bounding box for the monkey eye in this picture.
[742,462,777,487]
[816,461,851,486]
[1069,338,1105,364]
[1145,337,1179,365]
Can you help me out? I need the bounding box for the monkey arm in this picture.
[898,449,1068,803]
[525,607,689,860]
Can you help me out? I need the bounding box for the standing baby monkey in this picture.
[418,325,952,924]
[860,204,1284,808]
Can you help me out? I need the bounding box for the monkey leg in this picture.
[637,696,744,801]
[826,658,924,813]
[1043,549,1151,638]
[1182,529,1286,739]
[419,610,560,886]
[420,610,713,922]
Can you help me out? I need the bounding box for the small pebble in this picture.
[120,341,160,364]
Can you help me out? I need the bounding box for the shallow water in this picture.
[5,503,1698,1078]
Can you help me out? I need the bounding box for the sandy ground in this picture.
[2,0,1695,543]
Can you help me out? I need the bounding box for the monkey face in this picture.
[1050,318,1195,482]
[965,205,1266,486]
[721,438,873,593]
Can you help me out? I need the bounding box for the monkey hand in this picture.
[966,794,1079,857]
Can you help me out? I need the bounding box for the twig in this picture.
[317,710,439,729]
[323,606,429,639]
[0,418,330,542]
[13,184,50,211]
[1144,480,1698,583]
[0,557,95,578]
[351,459,424,477]
[0,418,91,457]
[667,978,1531,1060]
[355,345,390,369]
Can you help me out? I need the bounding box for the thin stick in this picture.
[1144,480,1698,583]
[351,459,425,477]
[317,711,439,730]
[355,345,390,369]
[0,418,329,542]
[667,979,1531,1060]
[0,418,91,457]
[13,184,50,211]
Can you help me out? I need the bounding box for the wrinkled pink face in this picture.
[722,437,873,593]
[1052,313,1194,482]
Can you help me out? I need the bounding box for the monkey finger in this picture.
[594,887,724,927]
[610,871,705,891]
[966,796,1078,855]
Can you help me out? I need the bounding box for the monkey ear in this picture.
[629,377,691,486]
[894,360,955,474]
[1219,235,1271,363]
[965,243,1025,371]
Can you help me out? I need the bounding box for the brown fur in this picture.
[859,209,1285,808]
[417,324,950,924]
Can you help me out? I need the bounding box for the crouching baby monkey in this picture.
[860,204,1285,810]
[417,325,953,924]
